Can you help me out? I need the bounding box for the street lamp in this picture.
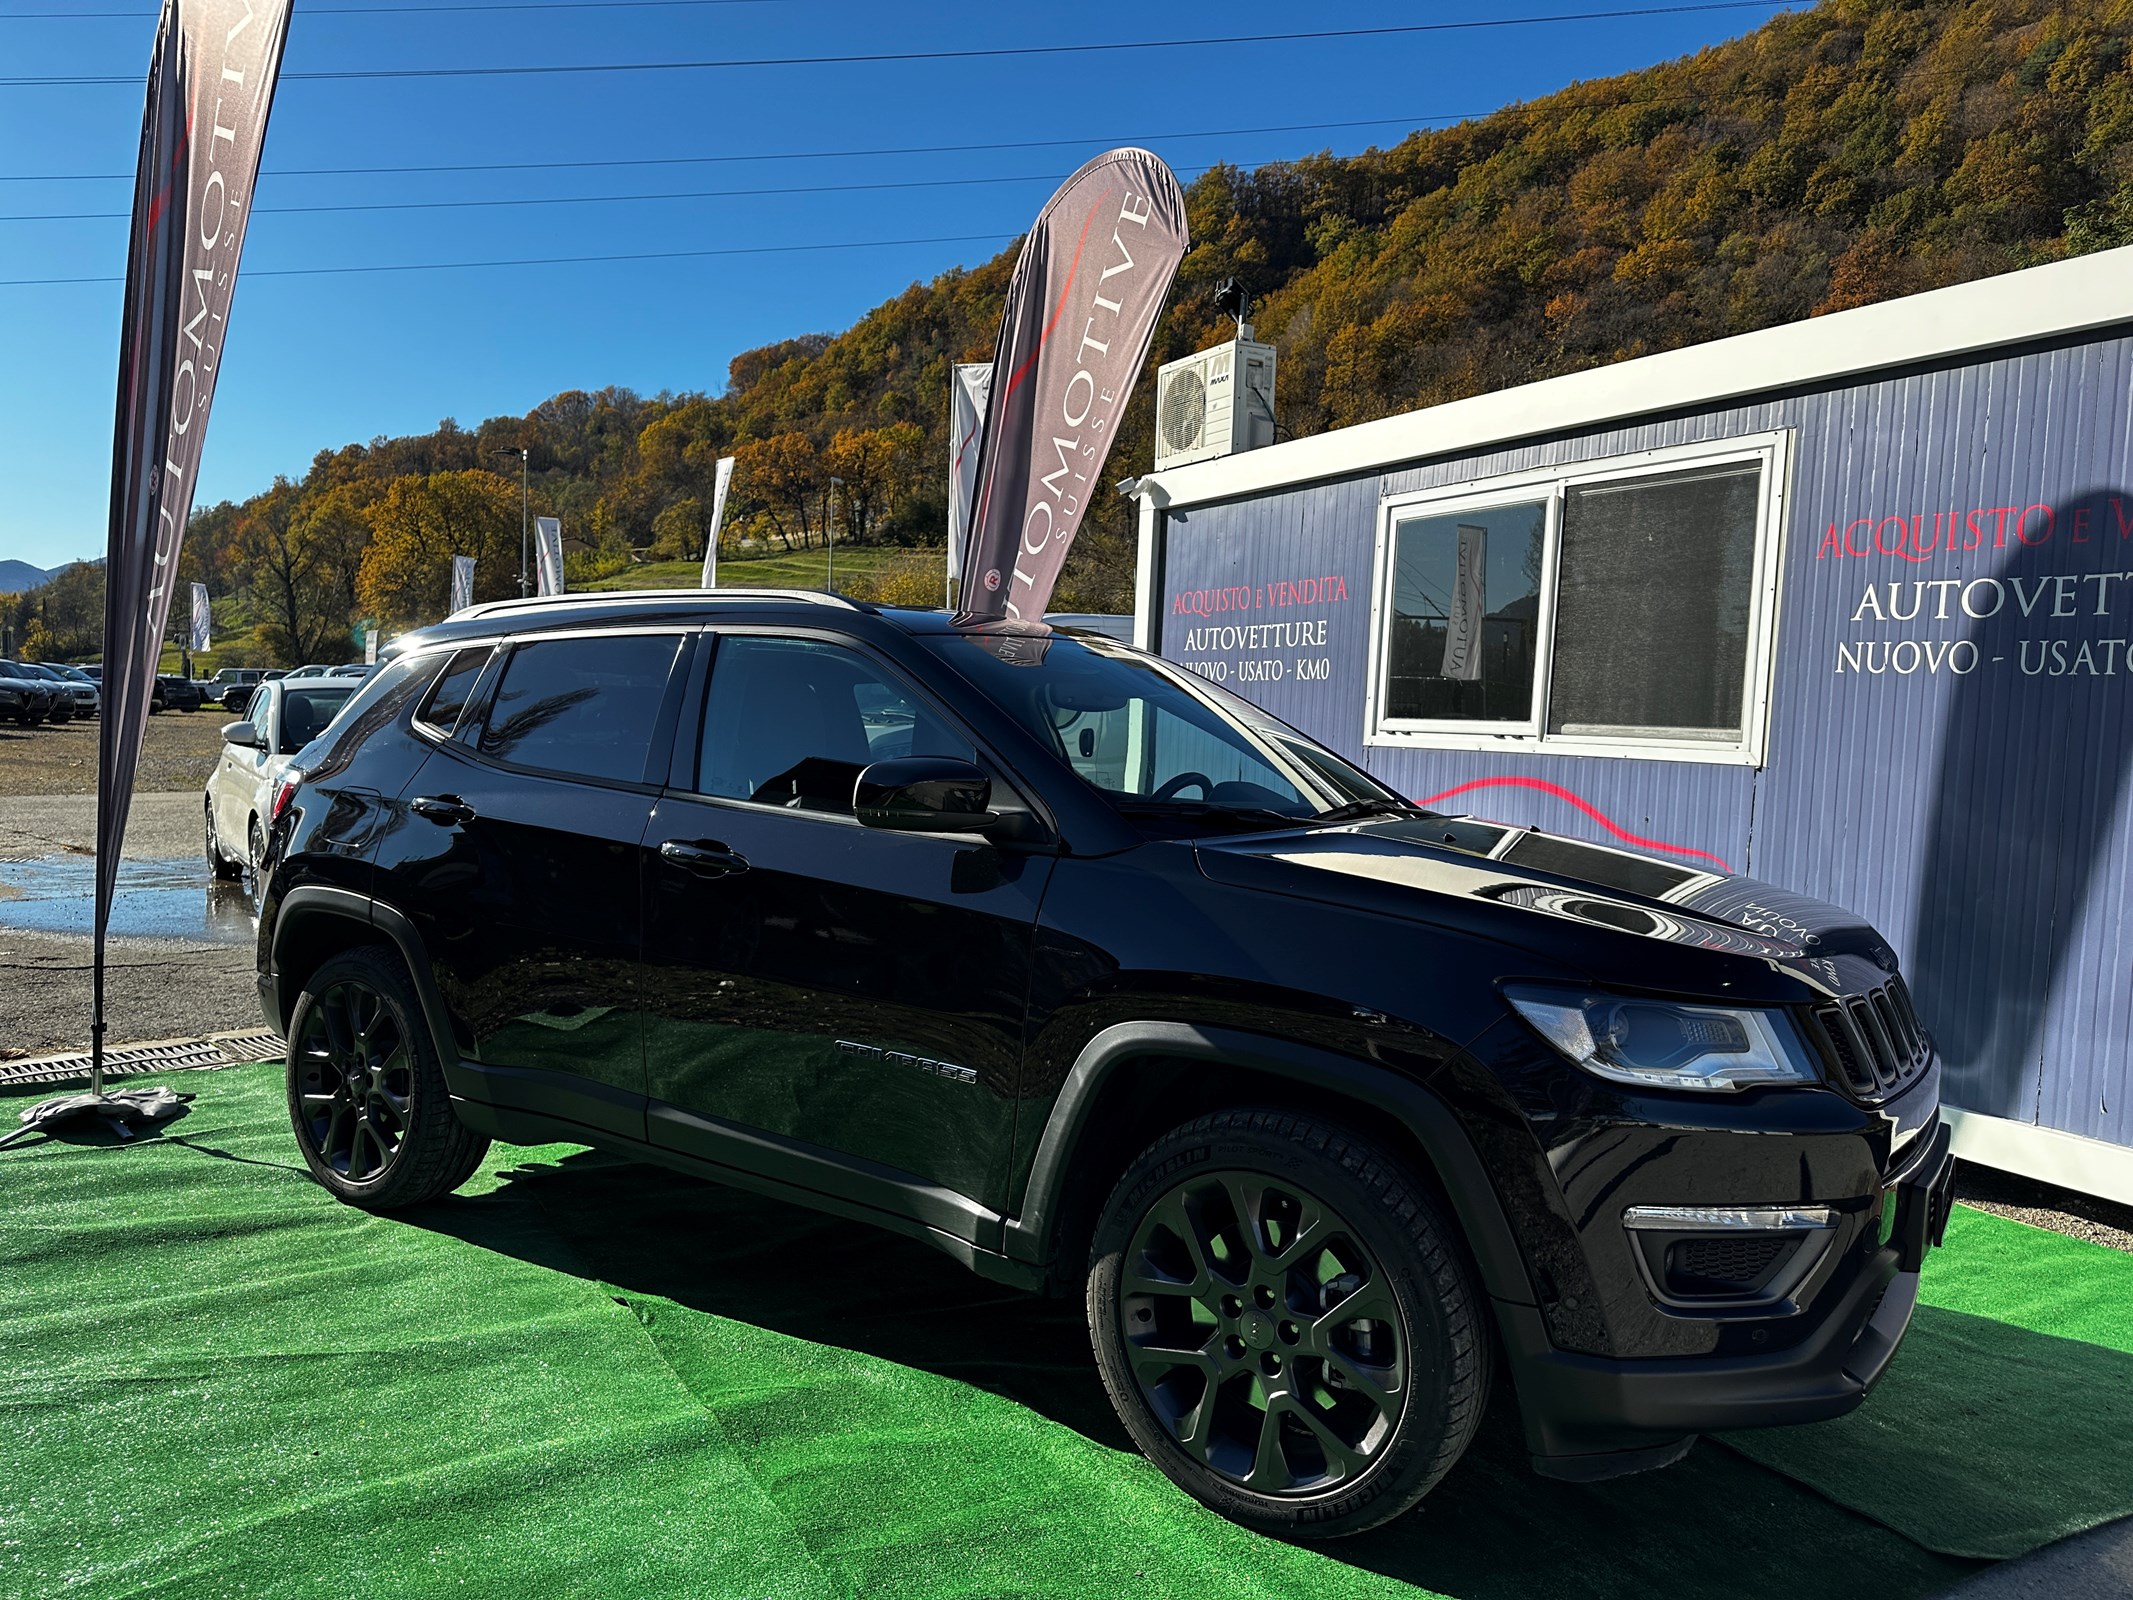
[490,446,530,596]
[826,475,844,594]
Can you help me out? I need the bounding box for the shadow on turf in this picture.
[400,1149,1985,1600]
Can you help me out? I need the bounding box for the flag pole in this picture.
[5,0,293,1154]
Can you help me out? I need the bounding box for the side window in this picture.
[476,633,682,783]
[414,646,490,738]
[696,636,975,814]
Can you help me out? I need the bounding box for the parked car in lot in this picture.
[0,660,55,725]
[11,663,73,724]
[23,661,98,718]
[207,666,273,712]
[44,662,102,716]
[153,675,206,713]
[205,674,359,878]
[256,591,1954,1538]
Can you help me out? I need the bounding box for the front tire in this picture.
[1087,1108,1491,1539]
[286,947,489,1209]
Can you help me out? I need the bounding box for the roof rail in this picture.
[453,588,859,622]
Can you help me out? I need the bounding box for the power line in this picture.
[0,114,1471,183]
[9,154,1378,222]
[0,230,1021,287]
[0,4,1793,87]
[0,169,1107,222]
[3,0,792,16]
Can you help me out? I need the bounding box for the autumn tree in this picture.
[357,469,524,628]
[239,481,359,664]
[12,561,105,661]
[732,432,822,550]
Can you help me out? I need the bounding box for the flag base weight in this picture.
[0,1086,191,1151]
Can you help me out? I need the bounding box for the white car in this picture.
[204,675,359,878]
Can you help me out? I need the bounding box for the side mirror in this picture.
[221,719,264,751]
[854,757,995,834]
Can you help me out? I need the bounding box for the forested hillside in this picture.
[8,0,2130,659]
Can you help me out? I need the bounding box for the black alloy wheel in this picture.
[1089,1109,1490,1538]
[204,801,244,881]
[285,947,488,1209]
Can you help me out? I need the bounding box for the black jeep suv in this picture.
[255,591,1953,1538]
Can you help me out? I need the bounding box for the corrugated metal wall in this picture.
[1153,331,2133,1151]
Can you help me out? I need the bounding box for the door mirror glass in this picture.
[221,720,264,750]
[854,757,994,833]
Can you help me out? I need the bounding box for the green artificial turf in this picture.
[1720,1206,2133,1560]
[0,1063,1993,1600]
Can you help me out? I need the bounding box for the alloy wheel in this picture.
[293,978,413,1184]
[1119,1169,1406,1495]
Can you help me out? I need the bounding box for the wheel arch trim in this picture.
[1003,1020,1538,1307]
[271,885,460,1074]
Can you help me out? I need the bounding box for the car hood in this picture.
[1194,815,1899,1002]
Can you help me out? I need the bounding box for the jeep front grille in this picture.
[1806,976,1931,1099]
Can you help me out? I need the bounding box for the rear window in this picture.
[277,686,357,754]
[477,633,681,783]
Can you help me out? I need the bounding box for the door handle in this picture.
[409,794,476,827]
[660,839,749,878]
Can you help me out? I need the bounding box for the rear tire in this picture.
[286,946,489,1210]
[205,802,244,881]
[1087,1107,1491,1539]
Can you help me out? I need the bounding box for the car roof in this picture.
[390,590,1099,657]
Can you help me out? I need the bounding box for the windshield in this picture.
[927,628,1410,829]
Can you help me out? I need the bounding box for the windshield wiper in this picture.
[1113,800,1322,833]
[1312,798,1429,824]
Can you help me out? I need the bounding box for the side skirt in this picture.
[447,1077,1044,1294]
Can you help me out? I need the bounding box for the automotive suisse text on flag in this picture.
[96,0,293,1082]
[958,149,1188,621]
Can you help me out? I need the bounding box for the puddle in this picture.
[0,856,257,945]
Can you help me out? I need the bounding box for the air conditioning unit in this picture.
[1153,331,1277,471]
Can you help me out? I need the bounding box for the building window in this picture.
[1368,436,1786,764]
[1383,496,1551,734]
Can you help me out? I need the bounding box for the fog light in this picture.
[1623,1205,1835,1314]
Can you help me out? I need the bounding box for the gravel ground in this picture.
[0,791,259,1059]
[0,705,227,799]
[1956,1163,2133,1254]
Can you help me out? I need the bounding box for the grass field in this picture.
[8,1059,2133,1599]
[583,546,944,594]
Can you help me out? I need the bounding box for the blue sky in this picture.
[0,0,1788,570]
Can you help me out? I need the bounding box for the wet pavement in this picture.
[0,855,257,944]
[0,792,262,1058]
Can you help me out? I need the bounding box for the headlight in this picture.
[1505,986,1821,1093]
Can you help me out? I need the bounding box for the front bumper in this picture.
[1507,1118,1954,1477]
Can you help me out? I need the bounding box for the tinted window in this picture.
[1385,500,1546,725]
[415,647,489,735]
[1549,464,1760,741]
[697,636,974,814]
[278,686,357,754]
[478,633,680,782]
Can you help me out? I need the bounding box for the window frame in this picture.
[1364,431,1792,768]
[1366,480,1563,742]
